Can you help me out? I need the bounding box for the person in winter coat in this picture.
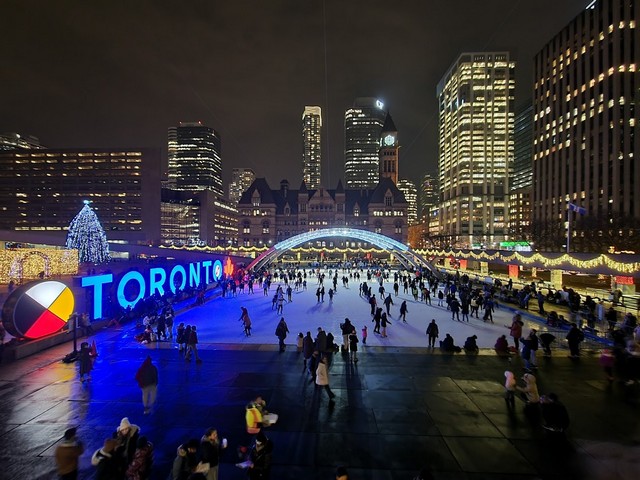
[440,333,461,353]
[185,326,202,363]
[135,356,158,415]
[517,373,540,405]
[91,439,120,480]
[239,307,252,337]
[315,355,336,400]
[171,439,199,480]
[380,312,391,338]
[348,330,359,363]
[399,301,408,323]
[78,341,93,382]
[126,436,153,480]
[275,318,289,353]
[247,431,274,480]
[315,328,327,353]
[340,318,353,352]
[426,320,439,348]
[200,428,227,480]
[566,323,584,357]
[494,335,509,356]
[540,393,570,434]
[504,371,517,408]
[55,428,84,480]
[302,332,314,370]
[114,417,140,474]
[463,335,479,353]
[506,314,524,350]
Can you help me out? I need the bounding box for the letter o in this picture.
[117,271,146,310]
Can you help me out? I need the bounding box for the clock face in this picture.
[384,134,395,146]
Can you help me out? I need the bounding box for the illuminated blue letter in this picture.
[202,261,212,284]
[169,265,187,294]
[81,274,113,319]
[117,271,146,310]
[189,262,201,288]
[149,267,167,297]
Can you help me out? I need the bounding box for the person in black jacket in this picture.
[247,431,273,480]
[135,356,158,415]
[566,323,584,357]
[200,428,227,480]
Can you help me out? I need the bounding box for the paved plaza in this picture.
[1,272,639,479]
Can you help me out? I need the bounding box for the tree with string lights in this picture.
[66,200,111,264]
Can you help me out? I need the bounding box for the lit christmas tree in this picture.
[66,200,111,264]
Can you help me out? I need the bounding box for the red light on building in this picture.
[615,276,634,285]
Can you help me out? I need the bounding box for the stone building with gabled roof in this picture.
[237,177,408,248]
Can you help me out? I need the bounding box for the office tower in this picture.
[0,132,43,150]
[420,173,439,221]
[302,106,322,189]
[0,148,161,243]
[437,52,515,247]
[397,179,418,225]
[345,97,387,189]
[229,168,256,204]
[509,103,534,239]
[533,0,639,250]
[167,122,223,196]
[379,113,399,184]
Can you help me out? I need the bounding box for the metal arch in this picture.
[247,228,440,276]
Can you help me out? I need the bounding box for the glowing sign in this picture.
[2,281,74,339]
[615,276,634,285]
[81,259,227,319]
[223,257,234,277]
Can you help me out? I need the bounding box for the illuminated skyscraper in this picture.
[437,52,515,247]
[397,179,417,225]
[229,168,256,204]
[167,122,223,196]
[302,106,322,189]
[345,97,387,189]
[420,173,439,220]
[379,113,399,184]
[509,103,533,239]
[533,0,640,250]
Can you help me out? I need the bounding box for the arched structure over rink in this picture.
[247,227,440,275]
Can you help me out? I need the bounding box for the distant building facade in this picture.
[229,168,256,205]
[397,179,418,225]
[437,52,515,247]
[509,103,533,239]
[420,173,439,221]
[0,148,161,243]
[237,177,408,247]
[167,122,223,196]
[302,106,322,189]
[0,133,43,150]
[533,0,640,249]
[344,97,388,189]
[161,189,238,247]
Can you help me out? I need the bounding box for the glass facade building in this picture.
[437,52,515,247]
[167,122,223,196]
[344,97,387,189]
[533,0,639,232]
[229,168,256,205]
[302,106,322,189]
[397,179,418,225]
[0,148,161,243]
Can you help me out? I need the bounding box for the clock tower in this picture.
[379,113,399,184]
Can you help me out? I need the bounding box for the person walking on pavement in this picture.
[316,355,336,400]
[340,318,353,352]
[302,332,314,370]
[450,297,461,321]
[135,355,158,415]
[200,427,227,480]
[348,329,359,363]
[566,323,584,357]
[275,317,289,353]
[185,326,202,363]
[55,428,84,480]
[373,307,382,334]
[426,319,439,348]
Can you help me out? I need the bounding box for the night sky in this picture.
[2,0,589,191]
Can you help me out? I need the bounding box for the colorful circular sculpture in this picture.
[2,281,74,339]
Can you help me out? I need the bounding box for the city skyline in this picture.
[1,0,589,188]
